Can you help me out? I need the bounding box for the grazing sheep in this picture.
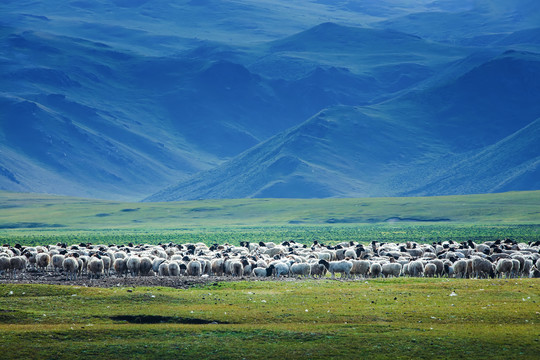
[168,261,181,276]
[319,260,353,279]
[211,258,225,276]
[471,257,495,279]
[87,255,104,279]
[496,259,513,278]
[370,262,382,278]
[382,263,402,278]
[408,261,424,277]
[309,261,327,278]
[511,259,521,278]
[522,259,533,276]
[350,260,371,278]
[317,252,332,262]
[430,259,445,277]
[36,253,50,272]
[113,258,127,277]
[269,262,290,278]
[158,261,170,276]
[139,257,153,276]
[126,256,141,277]
[253,266,269,277]
[0,256,10,278]
[187,260,202,276]
[424,263,437,278]
[9,256,26,279]
[152,258,167,274]
[229,260,244,277]
[63,256,79,281]
[52,254,65,274]
[453,260,468,278]
[289,263,311,278]
[101,254,111,276]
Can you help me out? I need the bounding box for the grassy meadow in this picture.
[1,191,540,358]
[0,279,539,359]
[1,190,539,246]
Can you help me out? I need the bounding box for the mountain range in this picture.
[1,0,539,201]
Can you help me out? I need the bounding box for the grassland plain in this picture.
[0,190,539,246]
[0,279,539,359]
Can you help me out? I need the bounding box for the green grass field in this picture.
[1,190,539,246]
[1,191,540,358]
[0,279,538,359]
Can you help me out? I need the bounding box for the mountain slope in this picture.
[409,118,540,195]
[147,50,540,201]
[144,106,446,201]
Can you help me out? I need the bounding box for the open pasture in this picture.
[1,191,539,358]
[0,279,539,359]
[1,190,540,247]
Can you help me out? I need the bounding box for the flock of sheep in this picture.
[1,238,540,281]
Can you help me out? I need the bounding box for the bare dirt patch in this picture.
[0,270,301,289]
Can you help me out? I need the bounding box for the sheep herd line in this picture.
[1,238,540,282]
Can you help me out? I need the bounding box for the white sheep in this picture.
[88,255,104,279]
[139,257,153,276]
[268,262,290,278]
[382,262,402,278]
[319,260,353,279]
[0,256,11,278]
[9,256,26,279]
[51,254,65,274]
[424,263,437,278]
[408,261,424,277]
[453,260,468,278]
[496,259,513,278]
[113,258,127,277]
[36,253,50,272]
[229,260,244,277]
[350,260,371,278]
[369,262,382,278]
[289,263,311,278]
[253,266,269,277]
[158,261,170,276]
[168,261,181,276]
[63,256,79,281]
[126,256,141,277]
[187,260,202,276]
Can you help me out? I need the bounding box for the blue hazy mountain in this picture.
[1,0,539,200]
[147,50,540,200]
